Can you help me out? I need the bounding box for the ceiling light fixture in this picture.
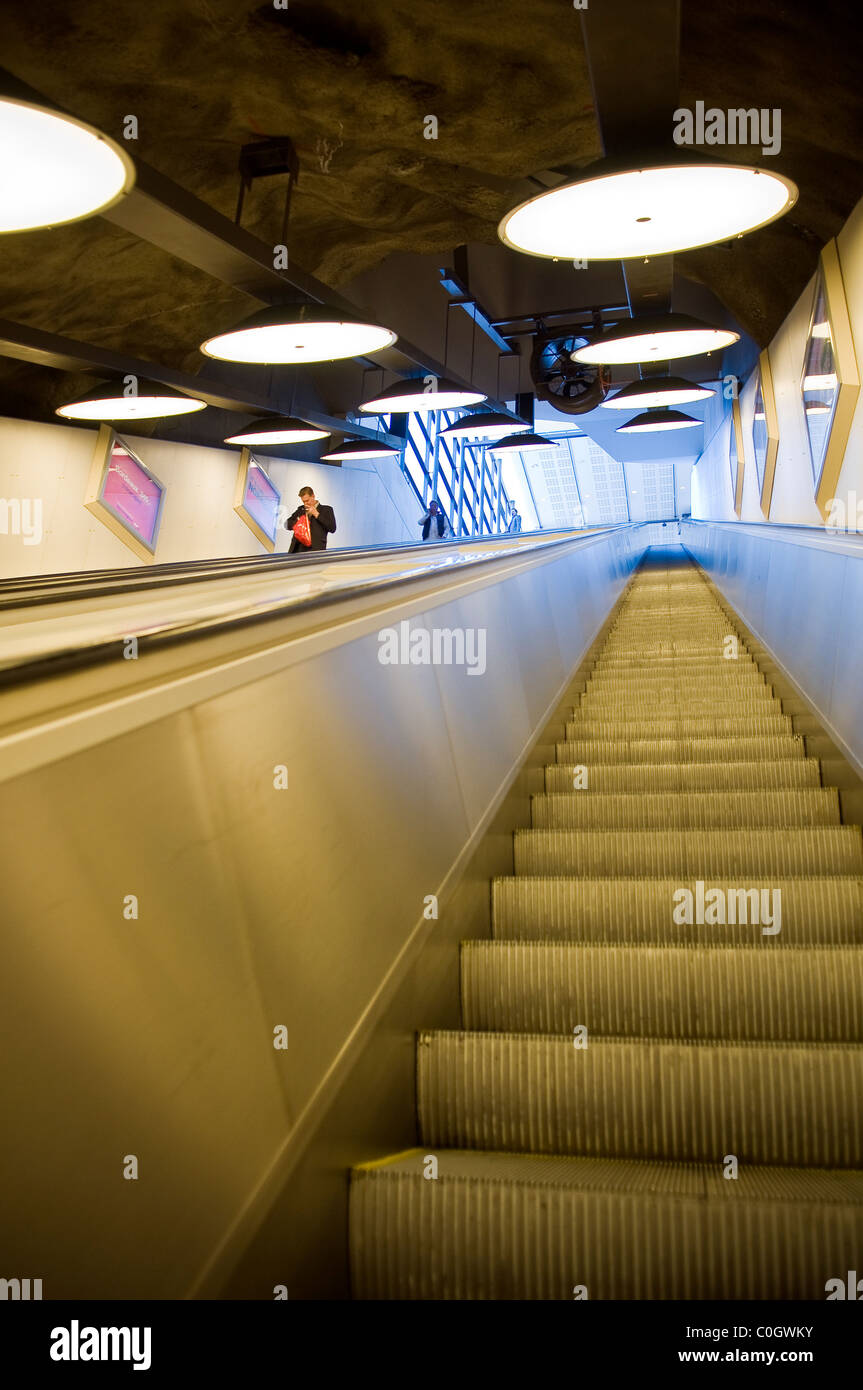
[439,409,527,440]
[56,380,206,421]
[602,376,715,409]
[359,377,486,414]
[321,438,401,460]
[616,408,702,434]
[224,416,329,445]
[804,400,831,415]
[571,314,740,366]
[0,95,135,233]
[498,155,797,260]
[201,303,397,364]
[491,431,558,454]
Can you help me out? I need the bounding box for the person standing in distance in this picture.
[507,503,523,533]
[419,499,451,541]
[285,485,337,554]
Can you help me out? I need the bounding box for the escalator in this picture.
[350,554,863,1299]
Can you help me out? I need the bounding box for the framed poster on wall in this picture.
[84,425,166,562]
[751,349,780,518]
[233,448,282,552]
[801,239,860,519]
[729,391,744,517]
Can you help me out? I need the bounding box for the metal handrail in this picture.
[0,525,628,689]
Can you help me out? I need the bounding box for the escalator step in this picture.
[350,1150,863,1299]
[491,876,863,944]
[461,942,863,1041]
[545,759,822,792]
[529,788,840,829]
[417,1030,863,1167]
[557,736,806,763]
[514,826,863,876]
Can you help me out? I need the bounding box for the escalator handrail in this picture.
[0,524,633,691]
[0,526,610,611]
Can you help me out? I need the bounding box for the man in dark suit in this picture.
[285,486,337,554]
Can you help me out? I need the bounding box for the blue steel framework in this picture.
[399,410,514,536]
[343,408,516,536]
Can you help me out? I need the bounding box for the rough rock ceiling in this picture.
[0,0,860,423]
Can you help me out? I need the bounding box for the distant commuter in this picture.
[285,486,337,553]
[419,500,450,541]
[507,504,522,533]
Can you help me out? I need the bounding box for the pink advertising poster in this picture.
[242,458,281,545]
[101,441,165,550]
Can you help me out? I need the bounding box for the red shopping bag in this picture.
[293,511,312,547]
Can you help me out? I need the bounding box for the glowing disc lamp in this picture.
[0,95,135,233]
[492,431,558,454]
[440,410,527,440]
[56,380,206,421]
[321,438,401,460]
[499,157,798,261]
[616,408,702,434]
[359,377,485,414]
[571,314,739,366]
[602,376,714,409]
[224,416,329,445]
[201,303,397,364]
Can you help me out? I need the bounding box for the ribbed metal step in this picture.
[530,788,840,829]
[566,713,793,738]
[557,735,806,763]
[351,1151,863,1299]
[545,760,822,792]
[461,942,863,1041]
[491,876,863,944]
[578,687,778,708]
[514,826,863,876]
[417,1031,863,1166]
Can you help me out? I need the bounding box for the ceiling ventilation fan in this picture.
[530,330,610,415]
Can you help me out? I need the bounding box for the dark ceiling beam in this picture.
[0,317,400,444]
[579,1,681,317]
[0,66,469,390]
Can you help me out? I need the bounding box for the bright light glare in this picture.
[574,326,738,366]
[803,373,838,391]
[322,442,400,459]
[57,393,205,420]
[0,97,135,232]
[602,379,714,409]
[202,319,397,364]
[617,411,701,434]
[361,387,485,414]
[499,163,797,260]
[225,420,328,444]
[811,322,831,339]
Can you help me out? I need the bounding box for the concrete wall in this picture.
[0,415,419,577]
[692,195,863,525]
[0,524,645,1299]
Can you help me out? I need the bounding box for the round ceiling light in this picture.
[602,376,715,409]
[56,380,206,421]
[321,438,401,460]
[439,410,527,440]
[491,431,558,454]
[359,377,486,414]
[224,416,329,445]
[572,314,740,366]
[498,158,797,260]
[0,96,135,233]
[201,303,397,364]
[616,408,702,434]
